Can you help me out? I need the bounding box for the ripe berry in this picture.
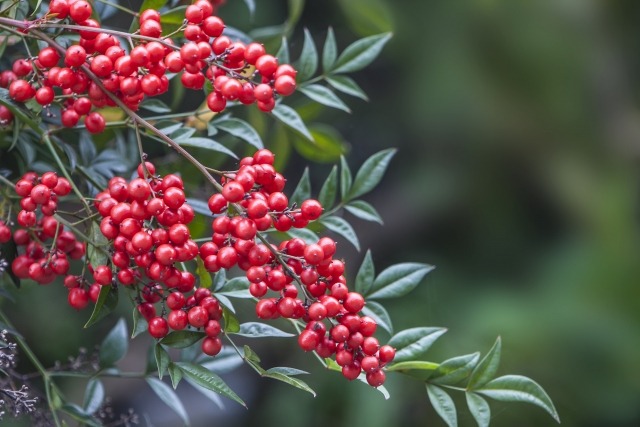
[85,112,105,134]
[201,336,222,356]
[366,370,386,387]
[68,288,89,310]
[148,317,169,338]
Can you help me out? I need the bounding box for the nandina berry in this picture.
[366,370,386,387]
[148,317,169,338]
[201,336,222,356]
[85,112,105,134]
[188,306,208,328]
[378,345,396,364]
[343,292,365,313]
[298,330,320,352]
[168,310,188,330]
[68,288,90,310]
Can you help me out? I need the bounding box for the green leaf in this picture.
[320,216,360,251]
[185,198,211,217]
[290,167,311,207]
[82,379,104,415]
[318,165,338,209]
[322,27,338,73]
[292,124,347,163]
[242,0,255,17]
[218,277,251,293]
[195,256,213,289]
[296,28,319,82]
[430,353,480,386]
[466,392,491,427]
[426,384,457,427]
[99,318,128,367]
[340,155,352,200]
[223,307,240,333]
[214,117,263,150]
[476,375,560,423]
[84,285,118,328]
[155,343,170,380]
[160,6,188,35]
[330,33,392,74]
[243,344,262,364]
[347,148,396,200]
[178,137,238,159]
[299,84,351,113]
[276,36,290,64]
[388,327,447,363]
[235,322,294,338]
[176,362,246,407]
[284,227,319,244]
[467,337,501,390]
[264,367,308,376]
[131,306,148,339]
[326,75,368,100]
[272,103,313,141]
[354,250,375,295]
[385,360,438,380]
[146,378,190,426]
[212,269,227,292]
[263,370,316,396]
[184,377,224,409]
[160,331,206,349]
[199,347,244,374]
[345,200,383,224]
[140,99,171,113]
[168,362,183,389]
[361,300,393,335]
[86,221,108,268]
[368,262,434,299]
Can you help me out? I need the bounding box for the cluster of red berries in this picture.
[91,162,225,356]
[6,172,85,286]
[1,149,394,386]
[0,0,296,130]
[200,149,394,386]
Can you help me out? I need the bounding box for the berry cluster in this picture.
[0,0,296,130]
[7,172,85,286]
[201,149,395,386]
[91,162,225,356]
[2,150,394,386]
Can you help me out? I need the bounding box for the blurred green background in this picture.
[5,0,640,426]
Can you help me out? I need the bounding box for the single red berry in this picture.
[68,288,90,310]
[366,370,386,387]
[201,336,222,356]
[148,317,169,338]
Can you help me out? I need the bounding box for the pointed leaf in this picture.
[272,103,313,141]
[234,322,294,338]
[176,362,245,407]
[320,216,360,251]
[160,331,206,349]
[299,84,351,113]
[340,155,352,200]
[477,375,560,423]
[430,353,480,386]
[140,99,171,113]
[86,221,108,268]
[185,377,225,409]
[318,165,338,209]
[83,379,104,415]
[222,307,240,333]
[296,28,318,81]
[361,300,393,335]
[168,362,183,389]
[347,148,396,200]
[276,36,290,63]
[331,33,392,74]
[263,370,316,396]
[214,117,263,150]
[326,75,369,100]
[212,269,227,292]
[467,337,501,390]
[84,285,118,328]
[466,392,491,427]
[264,367,308,376]
[354,250,375,295]
[345,200,383,224]
[368,262,434,300]
[146,378,190,426]
[155,343,170,380]
[131,306,148,338]
[178,137,238,159]
[99,318,128,366]
[427,384,457,427]
[385,360,439,380]
[322,27,337,72]
[284,227,319,244]
[388,327,447,363]
[290,167,311,207]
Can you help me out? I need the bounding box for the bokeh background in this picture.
[4,0,640,426]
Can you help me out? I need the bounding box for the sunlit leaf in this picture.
[272,103,313,141]
[388,327,447,363]
[430,353,480,386]
[176,362,246,407]
[299,84,351,113]
[296,28,318,82]
[347,148,396,200]
[330,33,392,74]
[320,216,360,250]
[367,262,434,299]
[467,337,501,390]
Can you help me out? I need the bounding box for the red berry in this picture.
[148,317,169,338]
[201,336,222,356]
